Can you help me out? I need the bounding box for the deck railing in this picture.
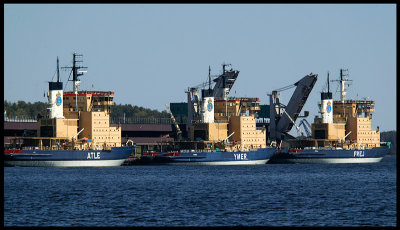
[4,115,37,123]
[4,115,271,125]
[111,116,188,125]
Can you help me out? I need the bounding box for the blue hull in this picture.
[268,146,390,164]
[4,146,134,167]
[138,148,277,165]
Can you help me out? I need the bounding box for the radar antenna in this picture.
[61,53,88,94]
[61,53,88,112]
[331,68,352,102]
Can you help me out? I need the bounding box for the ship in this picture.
[268,69,391,163]
[137,64,276,165]
[4,53,134,167]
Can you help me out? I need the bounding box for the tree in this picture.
[4,100,169,119]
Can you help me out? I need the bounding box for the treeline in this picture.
[4,100,169,119]
[110,103,169,119]
[380,131,396,155]
[4,100,48,118]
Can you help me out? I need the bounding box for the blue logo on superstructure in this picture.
[327,102,332,113]
[207,99,213,112]
[56,93,62,106]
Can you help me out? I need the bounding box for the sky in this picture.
[4,4,396,132]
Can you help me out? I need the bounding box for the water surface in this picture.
[4,155,396,226]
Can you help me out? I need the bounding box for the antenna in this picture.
[331,68,352,102]
[208,65,211,90]
[57,56,60,82]
[61,52,88,93]
[327,71,330,93]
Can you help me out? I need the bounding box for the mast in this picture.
[57,57,60,82]
[339,69,350,102]
[208,65,211,91]
[327,71,330,93]
[62,53,88,112]
[332,68,352,103]
[62,53,88,94]
[340,69,344,102]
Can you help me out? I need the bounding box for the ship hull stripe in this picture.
[269,146,389,164]
[4,159,127,167]
[4,146,134,167]
[138,148,276,165]
[149,159,269,165]
[270,157,383,164]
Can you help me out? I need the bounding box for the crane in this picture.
[165,104,182,140]
[269,73,318,145]
[282,109,305,137]
[186,64,240,129]
[298,119,312,137]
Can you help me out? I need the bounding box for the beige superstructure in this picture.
[306,71,380,149]
[309,100,380,149]
[229,115,266,150]
[188,97,266,151]
[36,91,122,151]
[14,54,126,153]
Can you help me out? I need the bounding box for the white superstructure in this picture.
[201,96,214,123]
[48,88,64,119]
[320,97,333,124]
[48,57,64,119]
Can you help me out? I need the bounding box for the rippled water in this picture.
[4,155,396,226]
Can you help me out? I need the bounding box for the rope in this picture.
[63,70,72,91]
[275,83,296,92]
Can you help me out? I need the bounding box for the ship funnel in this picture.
[48,57,64,119]
[320,72,333,123]
[201,89,214,123]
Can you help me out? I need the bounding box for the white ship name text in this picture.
[87,152,101,159]
[234,153,247,160]
[354,151,365,157]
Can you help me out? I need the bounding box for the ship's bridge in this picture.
[63,90,115,113]
[214,97,260,120]
[333,100,375,119]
